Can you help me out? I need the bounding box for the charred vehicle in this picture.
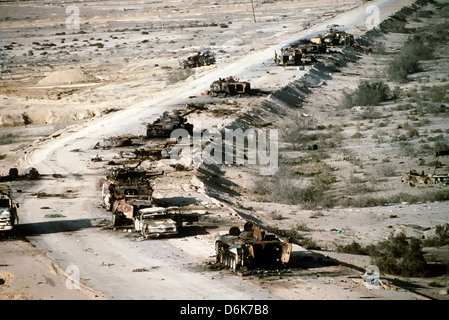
[215,222,292,271]
[323,28,354,46]
[145,110,193,138]
[209,77,251,96]
[101,168,154,226]
[133,206,199,238]
[133,207,181,238]
[0,184,19,231]
[180,51,216,69]
[274,47,303,66]
[274,45,318,66]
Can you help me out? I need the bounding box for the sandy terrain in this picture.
[1,0,448,303]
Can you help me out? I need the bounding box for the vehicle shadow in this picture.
[10,219,95,236]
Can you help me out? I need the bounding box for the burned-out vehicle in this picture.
[145,110,193,138]
[215,222,292,271]
[401,170,434,187]
[274,47,303,66]
[133,207,181,238]
[180,51,216,69]
[0,184,19,231]
[274,45,318,66]
[133,206,200,238]
[208,77,251,96]
[101,168,155,226]
[323,28,354,46]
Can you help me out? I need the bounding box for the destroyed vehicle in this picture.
[101,168,154,225]
[112,198,153,227]
[323,29,354,46]
[274,47,318,66]
[0,184,19,231]
[145,110,193,138]
[401,170,434,187]
[274,47,303,66]
[215,222,292,271]
[133,207,181,238]
[180,51,216,69]
[208,77,251,96]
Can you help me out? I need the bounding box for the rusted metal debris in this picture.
[400,170,449,186]
[208,77,251,96]
[401,170,434,186]
[215,221,292,271]
[180,50,216,69]
[275,28,357,66]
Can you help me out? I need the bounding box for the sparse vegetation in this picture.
[423,223,449,247]
[387,34,434,83]
[368,233,429,277]
[343,80,391,108]
[253,160,335,209]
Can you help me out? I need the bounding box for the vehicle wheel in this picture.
[112,214,122,227]
[134,218,141,232]
[230,256,236,271]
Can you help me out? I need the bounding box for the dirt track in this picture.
[1,0,449,301]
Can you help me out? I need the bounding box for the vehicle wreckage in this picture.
[180,51,216,69]
[401,150,449,186]
[274,47,318,66]
[133,206,199,239]
[101,167,158,226]
[208,77,251,96]
[144,110,193,138]
[274,28,356,66]
[215,222,292,271]
[0,184,19,231]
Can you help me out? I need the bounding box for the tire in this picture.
[134,218,141,232]
[112,213,123,227]
[230,256,236,271]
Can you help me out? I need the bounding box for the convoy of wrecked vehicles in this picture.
[10,27,444,273]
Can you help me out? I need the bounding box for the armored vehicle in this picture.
[209,77,251,96]
[215,222,292,271]
[145,110,193,138]
[274,47,303,66]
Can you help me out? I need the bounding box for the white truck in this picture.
[0,184,19,232]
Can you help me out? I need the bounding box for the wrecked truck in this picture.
[180,51,216,69]
[0,184,19,232]
[215,222,292,271]
[101,168,155,226]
